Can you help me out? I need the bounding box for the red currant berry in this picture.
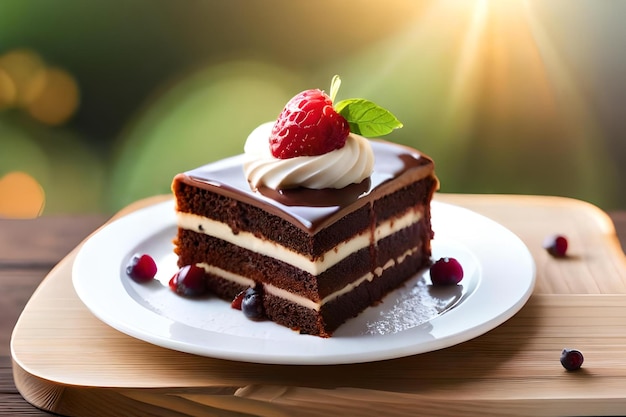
[231,290,245,310]
[430,257,464,285]
[543,234,568,258]
[169,265,209,297]
[126,254,157,283]
[560,348,584,371]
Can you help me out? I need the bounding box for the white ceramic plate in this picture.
[72,199,535,365]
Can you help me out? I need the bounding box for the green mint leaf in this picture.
[334,98,403,137]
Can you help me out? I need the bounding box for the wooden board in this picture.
[11,194,626,416]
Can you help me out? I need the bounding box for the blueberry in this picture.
[242,287,265,320]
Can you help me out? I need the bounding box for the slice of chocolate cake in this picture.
[172,139,437,337]
[171,76,438,337]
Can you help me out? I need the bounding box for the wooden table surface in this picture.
[2,194,626,416]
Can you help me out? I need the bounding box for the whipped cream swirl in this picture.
[243,122,375,190]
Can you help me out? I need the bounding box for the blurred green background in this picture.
[1,0,625,217]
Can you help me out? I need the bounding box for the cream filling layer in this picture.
[197,246,419,312]
[177,206,423,275]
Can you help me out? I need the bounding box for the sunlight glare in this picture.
[445,0,489,136]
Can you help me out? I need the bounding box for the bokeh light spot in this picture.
[26,67,80,125]
[0,171,45,218]
[0,68,17,109]
[0,48,46,107]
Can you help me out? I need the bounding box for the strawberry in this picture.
[269,89,350,159]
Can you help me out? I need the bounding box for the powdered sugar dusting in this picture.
[363,279,464,335]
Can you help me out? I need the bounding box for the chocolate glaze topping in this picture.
[174,140,437,233]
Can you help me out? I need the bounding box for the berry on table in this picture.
[430,257,464,285]
[543,234,568,258]
[560,348,584,371]
[269,88,349,159]
[126,254,157,283]
[169,265,209,297]
[241,286,265,320]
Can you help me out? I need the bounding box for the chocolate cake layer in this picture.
[175,229,370,300]
[173,174,438,259]
[173,140,436,235]
[173,180,371,257]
